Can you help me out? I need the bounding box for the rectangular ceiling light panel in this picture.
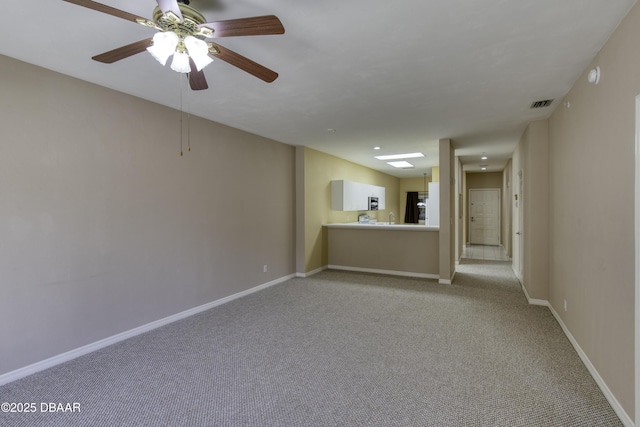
[375,152,424,160]
[387,161,415,168]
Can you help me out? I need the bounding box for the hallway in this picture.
[462,244,510,261]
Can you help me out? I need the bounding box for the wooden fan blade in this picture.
[200,15,285,38]
[156,0,183,21]
[92,38,153,63]
[210,43,278,82]
[62,0,145,23]
[188,58,208,91]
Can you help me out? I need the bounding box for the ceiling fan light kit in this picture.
[171,50,191,73]
[144,3,214,73]
[147,31,179,66]
[183,36,213,71]
[63,0,285,89]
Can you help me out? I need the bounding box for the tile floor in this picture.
[462,244,510,261]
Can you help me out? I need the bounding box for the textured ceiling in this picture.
[0,0,635,177]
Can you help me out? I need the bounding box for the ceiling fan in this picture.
[63,0,285,90]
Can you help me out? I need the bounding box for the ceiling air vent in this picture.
[530,99,554,109]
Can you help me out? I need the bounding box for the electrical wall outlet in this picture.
[263,265,268,273]
[564,299,567,312]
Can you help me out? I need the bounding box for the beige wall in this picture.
[327,228,439,276]
[513,120,549,302]
[439,139,455,283]
[431,166,440,182]
[466,171,503,188]
[546,2,640,418]
[302,147,400,273]
[0,55,296,375]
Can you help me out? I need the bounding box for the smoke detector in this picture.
[587,66,600,84]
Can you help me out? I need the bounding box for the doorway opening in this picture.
[462,244,509,261]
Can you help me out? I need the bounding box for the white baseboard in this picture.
[520,282,633,426]
[512,264,523,284]
[520,282,548,307]
[296,266,327,278]
[439,270,456,285]
[0,274,295,387]
[499,245,512,261]
[328,265,439,280]
[546,304,634,427]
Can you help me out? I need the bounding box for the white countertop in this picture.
[324,222,439,231]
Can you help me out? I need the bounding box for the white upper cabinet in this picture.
[331,180,386,211]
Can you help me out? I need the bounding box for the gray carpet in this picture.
[0,260,623,426]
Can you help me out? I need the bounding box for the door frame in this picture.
[634,94,640,426]
[468,188,501,245]
[518,169,524,280]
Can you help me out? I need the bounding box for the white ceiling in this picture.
[1,0,635,177]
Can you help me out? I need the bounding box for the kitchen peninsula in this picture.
[325,222,439,279]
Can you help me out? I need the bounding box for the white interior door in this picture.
[518,171,524,278]
[512,170,524,281]
[469,189,500,245]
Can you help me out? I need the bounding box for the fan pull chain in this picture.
[179,73,184,157]
[177,73,192,156]
[186,75,191,152]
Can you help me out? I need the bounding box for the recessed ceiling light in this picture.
[373,146,381,150]
[387,161,415,168]
[375,152,424,160]
[481,156,488,160]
